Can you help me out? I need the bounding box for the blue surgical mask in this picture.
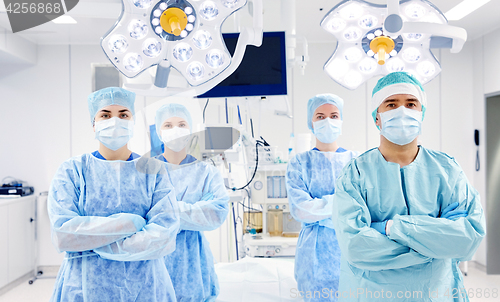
[313,118,342,144]
[379,106,422,146]
[95,117,134,151]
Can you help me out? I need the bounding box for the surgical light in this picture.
[402,47,421,63]
[222,0,239,8]
[417,60,436,77]
[359,15,378,29]
[343,27,362,41]
[344,47,362,62]
[129,20,148,40]
[386,57,405,72]
[359,57,377,73]
[193,30,212,49]
[173,43,193,62]
[404,3,426,19]
[109,35,128,53]
[199,1,219,20]
[124,53,144,71]
[101,0,263,97]
[321,0,467,90]
[143,39,163,57]
[206,49,225,68]
[188,61,205,79]
[133,0,154,9]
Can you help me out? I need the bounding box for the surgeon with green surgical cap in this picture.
[332,72,486,302]
[47,87,180,302]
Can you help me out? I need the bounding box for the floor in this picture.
[0,264,499,301]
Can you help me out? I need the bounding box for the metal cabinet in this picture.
[0,195,35,290]
[0,206,8,289]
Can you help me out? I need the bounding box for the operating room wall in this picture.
[0,45,70,266]
[470,26,500,269]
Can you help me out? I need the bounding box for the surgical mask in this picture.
[379,106,422,146]
[95,117,134,151]
[161,127,191,152]
[313,118,342,144]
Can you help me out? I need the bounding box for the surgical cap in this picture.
[307,94,344,130]
[88,87,136,125]
[371,72,427,124]
[155,103,193,137]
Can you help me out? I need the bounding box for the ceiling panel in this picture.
[0,0,499,45]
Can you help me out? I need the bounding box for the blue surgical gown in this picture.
[286,148,358,302]
[332,147,486,302]
[48,153,180,302]
[91,150,140,161]
[157,154,229,302]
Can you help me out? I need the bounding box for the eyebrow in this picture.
[383,99,398,103]
[316,111,339,115]
[383,98,418,103]
[98,109,130,113]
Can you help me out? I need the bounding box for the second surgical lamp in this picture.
[321,0,467,89]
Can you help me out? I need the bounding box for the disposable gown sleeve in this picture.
[48,161,146,253]
[94,172,180,261]
[332,161,432,271]
[286,158,334,224]
[179,167,229,231]
[388,170,486,260]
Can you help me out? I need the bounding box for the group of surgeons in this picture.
[286,72,486,302]
[47,71,486,302]
[48,87,228,302]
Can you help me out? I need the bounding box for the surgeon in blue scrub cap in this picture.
[87,87,139,160]
[332,72,486,302]
[47,87,180,302]
[286,94,358,302]
[155,103,229,302]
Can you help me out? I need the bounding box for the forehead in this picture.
[99,104,130,112]
[383,94,418,102]
[314,103,339,114]
[162,116,188,124]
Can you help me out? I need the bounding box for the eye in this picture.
[179,123,186,128]
[387,103,395,108]
[317,116,324,120]
[332,114,339,119]
[120,113,129,118]
[101,113,109,118]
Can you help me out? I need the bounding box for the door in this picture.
[486,95,500,274]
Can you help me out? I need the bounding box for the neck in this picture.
[315,139,339,152]
[163,148,187,165]
[98,144,132,161]
[378,136,419,167]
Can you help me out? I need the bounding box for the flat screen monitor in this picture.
[198,31,287,98]
[204,127,235,150]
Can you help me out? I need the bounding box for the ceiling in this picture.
[1,0,500,45]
